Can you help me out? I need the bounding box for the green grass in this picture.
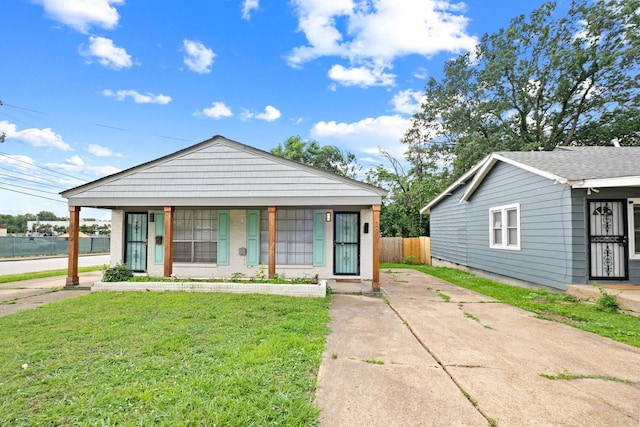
[0,266,104,284]
[539,371,635,384]
[0,291,330,425]
[382,263,640,348]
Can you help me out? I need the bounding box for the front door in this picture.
[334,212,360,275]
[125,213,147,272]
[588,200,627,280]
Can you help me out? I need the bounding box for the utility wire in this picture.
[0,185,66,203]
[0,170,69,190]
[0,152,87,183]
[0,165,77,189]
[0,179,63,196]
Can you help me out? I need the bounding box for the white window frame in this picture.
[489,203,521,250]
[627,198,640,260]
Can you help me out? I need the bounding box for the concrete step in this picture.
[566,284,640,314]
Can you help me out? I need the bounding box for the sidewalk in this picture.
[0,271,101,317]
[317,269,640,426]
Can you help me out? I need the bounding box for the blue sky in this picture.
[0,0,554,219]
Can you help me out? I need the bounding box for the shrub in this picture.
[102,263,134,282]
[595,286,619,313]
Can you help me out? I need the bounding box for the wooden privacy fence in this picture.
[380,236,430,264]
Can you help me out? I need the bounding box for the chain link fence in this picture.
[0,237,110,258]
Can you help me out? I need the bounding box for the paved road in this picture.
[0,254,110,275]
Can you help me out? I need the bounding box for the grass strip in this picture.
[0,291,330,425]
[382,263,640,348]
[0,266,104,284]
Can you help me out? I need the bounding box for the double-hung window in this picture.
[628,199,640,259]
[173,209,218,263]
[489,203,520,250]
[274,209,314,265]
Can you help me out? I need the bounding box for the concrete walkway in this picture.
[317,269,640,426]
[0,271,101,317]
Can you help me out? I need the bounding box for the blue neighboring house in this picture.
[421,146,640,290]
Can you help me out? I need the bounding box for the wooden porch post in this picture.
[372,205,381,292]
[268,206,276,279]
[163,206,174,277]
[66,206,80,287]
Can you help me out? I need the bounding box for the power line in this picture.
[0,179,63,196]
[0,165,77,189]
[0,170,69,190]
[0,185,66,203]
[0,152,87,183]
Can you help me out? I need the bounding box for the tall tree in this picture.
[366,149,448,237]
[404,0,640,177]
[271,136,361,179]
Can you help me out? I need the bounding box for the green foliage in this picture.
[101,263,134,282]
[271,135,361,179]
[0,292,330,425]
[365,150,448,237]
[0,211,68,234]
[595,286,620,313]
[403,0,640,178]
[402,255,417,264]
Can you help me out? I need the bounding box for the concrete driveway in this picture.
[317,269,640,426]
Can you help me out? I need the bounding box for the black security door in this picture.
[125,213,148,272]
[588,200,627,280]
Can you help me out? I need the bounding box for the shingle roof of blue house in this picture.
[422,146,640,214]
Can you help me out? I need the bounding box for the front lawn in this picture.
[383,263,640,348]
[0,292,330,426]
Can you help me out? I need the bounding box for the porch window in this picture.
[628,199,640,259]
[173,209,218,263]
[274,209,314,264]
[489,203,520,250]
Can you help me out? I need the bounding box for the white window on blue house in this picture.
[173,209,228,263]
[627,199,640,259]
[489,203,520,250]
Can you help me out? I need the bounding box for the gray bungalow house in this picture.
[61,136,387,290]
[421,146,640,290]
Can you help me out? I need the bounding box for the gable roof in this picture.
[421,146,640,213]
[62,135,387,208]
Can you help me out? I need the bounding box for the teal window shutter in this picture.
[218,210,230,265]
[154,212,164,264]
[246,210,260,265]
[313,210,326,266]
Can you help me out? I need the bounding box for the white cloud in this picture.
[391,89,425,114]
[183,40,215,73]
[0,120,72,151]
[310,114,411,159]
[45,158,121,177]
[38,0,123,33]
[328,64,396,87]
[87,144,123,157]
[242,0,259,20]
[195,102,233,119]
[66,155,85,166]
[287,0,477,87]
[242,105,282,122]
[103,89,171,104]
[0,154,37,170]
[80,36,133,69]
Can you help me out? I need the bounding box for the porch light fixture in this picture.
[325,211,332,222]
[148,213,155,222]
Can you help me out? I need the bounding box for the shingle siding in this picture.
[64,138,385,206]
[432,162,577,290]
